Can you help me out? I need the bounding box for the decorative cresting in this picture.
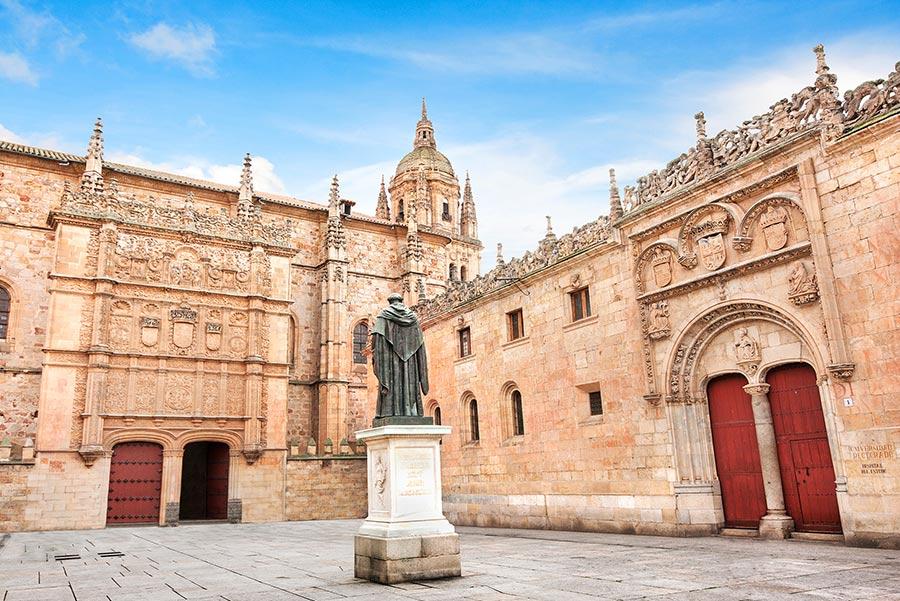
[416,215,611,320]
[666,301,817,404]
[620,47,900,214]
[52,155,292,250]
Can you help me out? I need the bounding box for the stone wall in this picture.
[285,457,367,521]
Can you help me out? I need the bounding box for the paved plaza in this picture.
[1,520,898,601]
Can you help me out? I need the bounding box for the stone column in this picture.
[744,383,794,538]
[161,449,184,526]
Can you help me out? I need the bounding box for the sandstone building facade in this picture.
[1,47,898,548]
[416,48,900,548]
[0,105,481,530]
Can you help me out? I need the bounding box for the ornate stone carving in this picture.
[734,327,761,374]
[205,322,222,351]
[619,49,900,215]
[827,363,856,381]
[647,301,671,340]
[651,248,673,288]
[760,205,789,251]
[170,307,197,352]
[140,317,160,347]
[416,216,611,321]
[788,261,819,305]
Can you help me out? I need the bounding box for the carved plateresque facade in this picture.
[415,48,900,548]
[0,106,481,530]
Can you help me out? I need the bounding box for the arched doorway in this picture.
[107,441,163,524]
[766,363,841,533]
[180,441,230,520]
[707,374,767,528]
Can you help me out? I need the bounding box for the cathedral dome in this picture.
[394,98,457,180]
[395,145,455,178]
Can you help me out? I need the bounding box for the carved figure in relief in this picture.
[374,454,387,507]
[788,261,819,305]
[647,301,671,340]
[760,205,789,250]
[651,248,673,288]
[697,233,726,271]
[734,327,761,374]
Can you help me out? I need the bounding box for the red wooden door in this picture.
[206,443,229,519]
[767,364,842,533]
[707,374,767,528]
[107,442,163,524]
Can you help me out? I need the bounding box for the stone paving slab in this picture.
[1,520,899,601]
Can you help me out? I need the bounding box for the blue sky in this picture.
[2,1,899,264]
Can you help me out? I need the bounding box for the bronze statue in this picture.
[371,293,431,424]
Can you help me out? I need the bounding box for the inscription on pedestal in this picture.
[397,447,434,497]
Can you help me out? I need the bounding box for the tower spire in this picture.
[375,174,390,220]
[239,153,253,202]
[460,171,477,239]
[413,97,436,149]
[813,43,829,76]
[237,153,258,222]
[80,117,104,194]
[609,168,623,221]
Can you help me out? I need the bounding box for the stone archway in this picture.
[663,299,842,538]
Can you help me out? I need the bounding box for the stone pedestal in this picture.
[354,424,461,584]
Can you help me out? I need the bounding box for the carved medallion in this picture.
[698,233,726,271]
[651,248,673,288]
[140,317,160,347]
[206,322,222,351]
[760,205,789,251]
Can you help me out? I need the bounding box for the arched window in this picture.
[449,263,457,281]
[469,399,480,442]
[397,199,405,222]
[433,406,442,425]
[287,314,297,368]
[512,390,525,436]
[352,321,369,364]
[460,265,468,282]
[442,200,451,221]
[0,285,9,341]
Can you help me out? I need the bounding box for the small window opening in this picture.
[589,391,603,416]
[458,327,472,358]
[512,390,525,436]
[570,286,591,321]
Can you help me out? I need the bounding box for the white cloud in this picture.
[0,123,24,143]
[129,22,217,76]
[107,152,286,195]
[660,33,900,145]
[0,51,38,85]
[0,0,84,57]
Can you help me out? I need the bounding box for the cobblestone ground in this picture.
[1,520,898,601]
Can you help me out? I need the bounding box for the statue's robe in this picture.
[372,304,429,417]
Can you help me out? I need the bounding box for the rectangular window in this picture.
[458,327,472,358]
[507,309,524,341]
[570,286,591,322]
[589,391,603,416]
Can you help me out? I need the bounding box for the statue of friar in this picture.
[371,293,431,424]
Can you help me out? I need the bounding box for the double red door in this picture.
[707,374,767,528]
[107,442,163,524]
[767,364,841,533]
